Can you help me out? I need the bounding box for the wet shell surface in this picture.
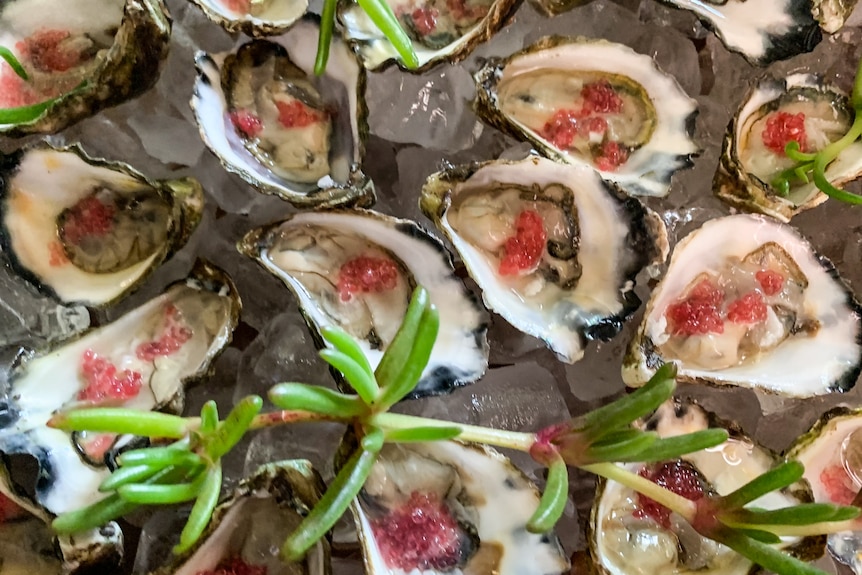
[0,0,171,136]
[352,440,570,575]
[192,16,374,208]
[0,144,204,307]
[338,0,522,71]
[715,73,862,222]
[592,400,821,575]
[0,261,239,518]
[153,460,330,575]
[239,209,489,398]
[623,214,862,398]
[473,36,698,198]
[420,157,668,364]
[186,0,307,36]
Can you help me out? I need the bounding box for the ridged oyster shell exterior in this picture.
[420,157,668,364]
[715,74,862,222]
[239,209,489,398]
[623,214,862,398]
[0,143,204,307]
[473,36,698,198]
[0,0,171,137]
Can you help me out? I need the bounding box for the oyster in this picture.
[192,17,374,208]
[0,493,62,574]
[420,157,668,364]
[0,144,204,307]
[0,0,171,137]
[338,0,521,71]
[186,0,306,36]
[473,37,698,198]
[352,440,570,575]
[0,261,239,520]
[715,74,862,222]
[153,460,330,575]
[239,209,489,398]
[622,214,862,398]
[592,400,821,575]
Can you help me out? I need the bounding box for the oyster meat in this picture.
[338,0,521,71]
[154,461,330,575]
[715,73,862,222]
[623,214,862,398]
[0,261,239,519]
[0,0,171,136]
[239,209,488,398]
[474,37,698,198]
[592,400,820,575]
[0,144,204,307]
[192,17,374,208]
[421,157,668,364]
[186,0,306,36]
[352,440,570,575]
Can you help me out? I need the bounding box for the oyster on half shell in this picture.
[421,157,668,364]
[623,214,862,398]
[351,440,570,575]
[0,144,204,307]
[0,0,171,136]
[239,209,489,398]
[474,37,698,198]
[192,16,374,208]
[715,73,862,222]
[186,0,306,36]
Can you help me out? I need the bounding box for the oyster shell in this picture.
[0,143,204,307]
[351,440,570,575]
[0,0,171,137]
[591,400,821,575]
[192,16,374,208]
[420,157,668,364]
[473,37,698,198]
[239,209,489,398]
[0,261,239,519]
[153,460,330,575]
[186,0,306,36]
[715,73,862,222]
[622,214,862,398]
[338,0,521,71]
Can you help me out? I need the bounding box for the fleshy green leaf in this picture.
[374,287,429,389]
[320,325,374,380]
[720,461,804,509]
[715,529,829,575]
[527,456,568,533]
[47,408,192,438]
[314,0,337,75]
[632,429,728,462]
[385,426,462,443]
[585,432,657,463]
[319,348,379,404]
[174,463,222,554]
[268,382,364,417]
[355,0,419,68]
[377,302,439,409]
[0,47,27,80]
[205,395,263,460]
[727,503,860,526]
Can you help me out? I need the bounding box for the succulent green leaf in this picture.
[268,382,364,417]
[319,348,379,404]
[374,287,429,389]
[632,429,728,462]
[0,47,27,79]
[585,432,657,463]
[118,476,204,505]
[200,401,219,434]
[48,408,192,438]
[118,447,204,470]
[527,456,568,533]
[355,0,419,68]
[205,395,263,460]
[174,463,223,554]
[728,503,860,526]
[721,461,804,509]
[385,426,462,443]
[99,464,160,492]
[314,0,337,75]
[734,529,782,544]
[377,303,439,409]
[716,529,830,575]
[320,325,374,378]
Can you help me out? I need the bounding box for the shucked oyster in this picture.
[0,261,239,520]
[474,37,698,198]
[239,209,489,398]
[623,214,862,398]
[592,400,821,575]
[338,0,521,71]
[192,17,374,208]
[186,0,306,36]
[352,440,570,575]
[421,157,668,364]
[0,144,204,307]
[153,461,330,575]
[0,0,171,136]
[715,74,862,222]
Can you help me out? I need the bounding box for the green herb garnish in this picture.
[0,47,79,125]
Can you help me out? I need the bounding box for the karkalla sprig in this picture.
[48,286,861,575]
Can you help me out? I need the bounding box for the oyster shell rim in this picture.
[184,0,308,38]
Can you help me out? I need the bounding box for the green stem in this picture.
[722,519,862,537]
[372,412,536,451]
[583,462,698,523]
[248,409,345,430]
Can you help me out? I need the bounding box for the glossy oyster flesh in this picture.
[0,261,239,519]
[239,209,489,398]
[338,0,521,71]
[352,440,570,575]
[474,37,698,198]
[192,17,374,208]
[787,408,862,571]
[0,144,204,307]
[0,0,171,136]
[154,460,330,575]
[186,0,306,37]
[421,157,668,364]
[715,74,862,222]
[623,214,862,398]
[592,400,821,575]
